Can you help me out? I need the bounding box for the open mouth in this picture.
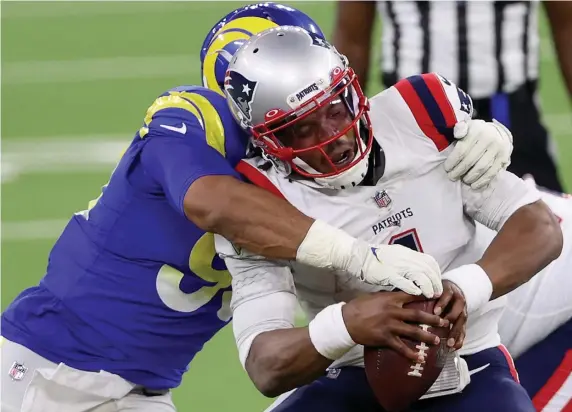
[331,148,354,168]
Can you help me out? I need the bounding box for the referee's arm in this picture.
[332,1,376,92]
[545,1,572,103]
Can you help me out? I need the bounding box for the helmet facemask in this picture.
[250,67,374,188]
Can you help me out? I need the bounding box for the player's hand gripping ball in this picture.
[364,298,450,412]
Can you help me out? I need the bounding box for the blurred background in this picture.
[1,1,570,411]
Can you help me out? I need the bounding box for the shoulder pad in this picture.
[392,73,473,152]
[138,85,245,157]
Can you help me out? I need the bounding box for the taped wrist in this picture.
[296,220,361,273]
[308,303,356,360]
[443,264,493,314]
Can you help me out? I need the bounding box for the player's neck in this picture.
[362,149,386,186]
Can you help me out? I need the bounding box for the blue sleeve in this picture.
[141,128,240,216]
[137,87,247,216]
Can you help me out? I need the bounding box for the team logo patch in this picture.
[8,362,27,381]
[326,368,341,379]
[308,32,331,49]
[373,190,392,208]
[224,70,258,121]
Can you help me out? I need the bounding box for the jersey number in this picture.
[389,228,424,252]
[156,233,232,321]
[79,160,232,322]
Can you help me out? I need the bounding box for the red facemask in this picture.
[250,67,374,178]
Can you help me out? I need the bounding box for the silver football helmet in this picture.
[224,26,373,189]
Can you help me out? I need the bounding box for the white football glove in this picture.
[444,119,513,190]
[297,220,442,298]
[348,242,444,298]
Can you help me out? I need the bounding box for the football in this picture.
[364,298,450,412]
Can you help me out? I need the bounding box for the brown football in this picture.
[364,299,450,412]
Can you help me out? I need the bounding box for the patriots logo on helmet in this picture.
[308,31,331,49]
[224,70,258,122]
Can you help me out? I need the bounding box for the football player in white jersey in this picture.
[497,178,572,411]
[216,27,563,412]
[418,173,572,411]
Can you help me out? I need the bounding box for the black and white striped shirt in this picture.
[378,0,540,99]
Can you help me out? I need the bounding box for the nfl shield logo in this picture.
[373,190,392,208]
[8,362,27,381]
[326,368,341,379]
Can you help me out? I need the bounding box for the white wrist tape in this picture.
[296,220,359,272]
[442,264,493,314]
[308,303,356,360]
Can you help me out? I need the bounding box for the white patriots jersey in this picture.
[219,73,540,368]
[496,185,572,358]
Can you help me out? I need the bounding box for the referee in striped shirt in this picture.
[333,1,571,192]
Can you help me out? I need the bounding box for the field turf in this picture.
[2,2,570,411]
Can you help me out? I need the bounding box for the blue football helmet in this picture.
[200,2,325,96]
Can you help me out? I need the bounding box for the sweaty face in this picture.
[276,99,357,174]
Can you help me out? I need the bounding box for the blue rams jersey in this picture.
[1,86,249,389]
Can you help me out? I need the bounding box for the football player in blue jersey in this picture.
[1,4,513,412]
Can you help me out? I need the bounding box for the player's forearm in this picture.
[184,175,313,260]
[245,328,333,398]
[477,201,563,299]
[545,1,572,101]
[332,1,376,90]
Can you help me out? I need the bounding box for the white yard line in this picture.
[2,219,69,242]
[3,55,198,85]
[0,2,219,19]
[1,135,129,183]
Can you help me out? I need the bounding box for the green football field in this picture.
[1,2,570,411]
